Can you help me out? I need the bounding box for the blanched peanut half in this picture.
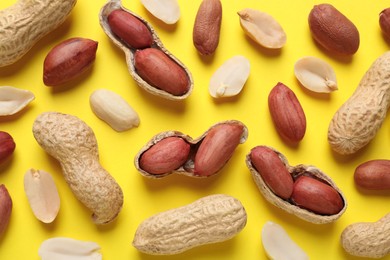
[140,0,180,24]
[262,221,309,260]
[90,89,140,132]
[209,56,250,98]
[24,169,60,223]
[0,86,35,116]
[238,8,286,49]
[38,237,102,260]
[294,56,338,93]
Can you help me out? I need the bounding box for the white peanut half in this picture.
[32,112,123,224]
[0,86,35,116]
[0,0,77,67]
[89,89,140,132]
[132,194,247,255]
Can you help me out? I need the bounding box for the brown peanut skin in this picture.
[354,160,390,190]
[291,176,344,215]
[139,137,191,175]
[268,82,306,143]
[0,131,15,164]
[249,146,293,199]
[380,8,390,39]
[308,4,359,55]
[107,9,153,49]
[0,184,12,236]
[193,0,222,55]
[134,48,190,96]
[194,123,244,176]
[43,38,98,86]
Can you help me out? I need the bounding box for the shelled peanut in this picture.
[99,0,193,100]
[135,120,248,178]
[0,131,15,165]
[0,184,12,236]
[246,145,346,224]
[354,160,390,190]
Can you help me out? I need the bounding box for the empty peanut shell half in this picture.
[99,0,193,100]
[140,0,180,24]
[0,86,35,116]
[238,8,286,49]
[246,145,347,224]
[135,120,248,178]
[24,169,60,223]
[209,56,250,98]
[294,56,338,93]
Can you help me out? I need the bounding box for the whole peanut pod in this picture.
[133,194,247,255]
[32,112,123,224]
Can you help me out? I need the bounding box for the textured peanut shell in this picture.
[341,213,390,258]
[246,146,347,224]
[134,120,248,178]
[328,51,390,155]
[0,0,77,67]
[32,112,123,224]
[132,194,247,255]
[99,0,193,100]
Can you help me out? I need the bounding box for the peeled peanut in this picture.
[32,112,123,224]
[0,86,35,116]
[268,82,306,143]
[139,137,191,175]
[0,131,16,164]
[132,194,247,255]
[291,176,344,215]
[308,4,360,55]
[328,51,390,155]
[194,122,245,176]
[249,146,293,199]
[354,160,390,190]
[341,213,390,258]
[140,0,180,25]
[43,38,98,86]
[193,0,222,55]
[0,184,12,236]
[134,120,248,179]
[0,0,77,67]
[107,9,153,49]
[134,48,190,96]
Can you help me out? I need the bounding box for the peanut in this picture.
[140,0,180,25]
[328,51,390,155]
[0,86,35,116]
[24,169,60,223]
[341,213,390,258]
[249,146,293,200]
[132,194,247,255]
[380,8,390,39]
[0,0,77,67]
[308,4,360,55]
[354,160,390,190]
[194,122,245,176]
[107,9,153,49]
[134,48,190,96]
[0,184,12,236]
[139,137,191,175]
[43,37,98,86]
[268,82,306,143]
[0,131,15,164]
[193,0,222,55]
[32,112,123,224]
[291,176,344,215]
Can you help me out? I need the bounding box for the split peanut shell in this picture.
[99,0,193,100]
[134,120,248,178]
[246,145,347,224]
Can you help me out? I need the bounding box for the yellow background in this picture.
[0,0,389,259]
